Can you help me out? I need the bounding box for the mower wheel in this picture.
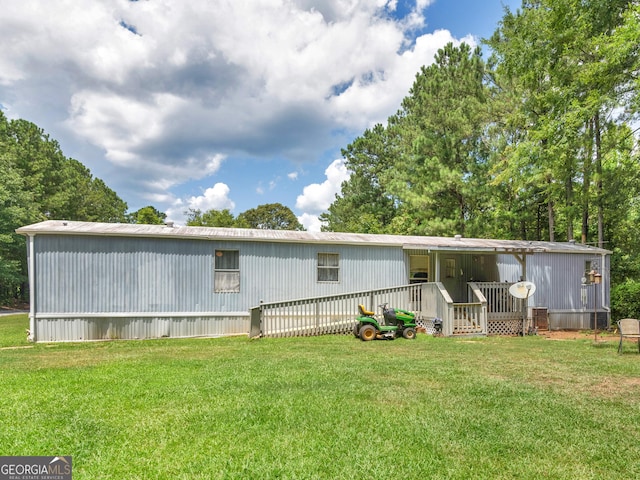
[359,324,377,342]
[353,323,360,337]
[402,327,417,340]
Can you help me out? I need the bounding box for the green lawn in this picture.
[1,314,639,479]
[0,313,30,348]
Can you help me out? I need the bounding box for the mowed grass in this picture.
[0,313,30,348]
[1,314,640,479]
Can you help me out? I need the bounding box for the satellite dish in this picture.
[509,281,536,299]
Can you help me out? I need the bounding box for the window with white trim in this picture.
[317,253,339,283]
[214,250,240,292]
[409,254,429,283]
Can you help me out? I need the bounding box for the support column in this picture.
[28,234,36,342]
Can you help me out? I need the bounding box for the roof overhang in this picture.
[16,220,612,255]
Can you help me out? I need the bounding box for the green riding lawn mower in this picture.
[353,303,417,341]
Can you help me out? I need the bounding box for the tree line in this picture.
[0,112,130,304]
[320,0,640,318]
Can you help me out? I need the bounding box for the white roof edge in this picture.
[15,220,612,254]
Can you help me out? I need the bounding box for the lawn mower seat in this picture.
[358,304,375,316]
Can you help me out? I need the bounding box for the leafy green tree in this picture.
[129,206,167,225]
[186,208,237,227]
[0,151,39,303]
[611,279,640,323]
[487,0,639,244]
[237,203,304,230]
[80,178,128,223]
[60,161,127,223]
[484,0,640,325]
[386,42,491,236]
[2,115,128,223]
[320,124,399,233]
[0,111,128,304]
[186,205,304,230]
[325,43,491,237]
[325,1,640,249]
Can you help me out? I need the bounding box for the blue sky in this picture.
[0,0,520,230]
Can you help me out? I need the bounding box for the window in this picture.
[317,253,339,282]
[445,258,456,278]
[214,250,240,292]
[583,260,592,284]
[409,255,429,283]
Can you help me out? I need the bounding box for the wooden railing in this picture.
[472,282,521,321]
[449,282,488,335]
[250,282,488,338]
[251,284,427,338]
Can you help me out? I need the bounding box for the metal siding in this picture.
[32,235,407,340]
[33,315,249,342]
[527,253,607,311]
[496,253,582,310]
[497,252,610,329]
[35,235,407,315]
[548,312,604,331]
[35,235,214,314]
[223,241,407,308]
[495,255,522,283]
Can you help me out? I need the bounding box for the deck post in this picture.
[249,303,262,338]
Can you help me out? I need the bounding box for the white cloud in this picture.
[288,171,299,180]
[0,0,470,216]
[296,159,350,213]
[144,192,178,205]
[298,212,325,232]
[187,183,235,212]
[329,29,473,130]
[296,158,350,231]
[164,182,235,226]
[68,91,188,164]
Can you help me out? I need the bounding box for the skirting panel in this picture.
[33,315,250,342]
[548,311,609,330]
[488,319,522,336]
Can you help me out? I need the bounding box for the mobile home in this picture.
[17,221,610,342]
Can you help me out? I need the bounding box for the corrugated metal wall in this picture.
[497,252,609,311]
[230,240,407,309]
[32,234,408,341]
[36,235,213,313]
[33,315,249,342]
[496,252,610,329]
[35,235,408,314]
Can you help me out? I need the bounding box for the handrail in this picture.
[468,282,488,304]
[252,283,431,338]
[472,281,522,321]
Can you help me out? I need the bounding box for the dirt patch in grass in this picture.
[540,330,619,342]
[589,376,640,397]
